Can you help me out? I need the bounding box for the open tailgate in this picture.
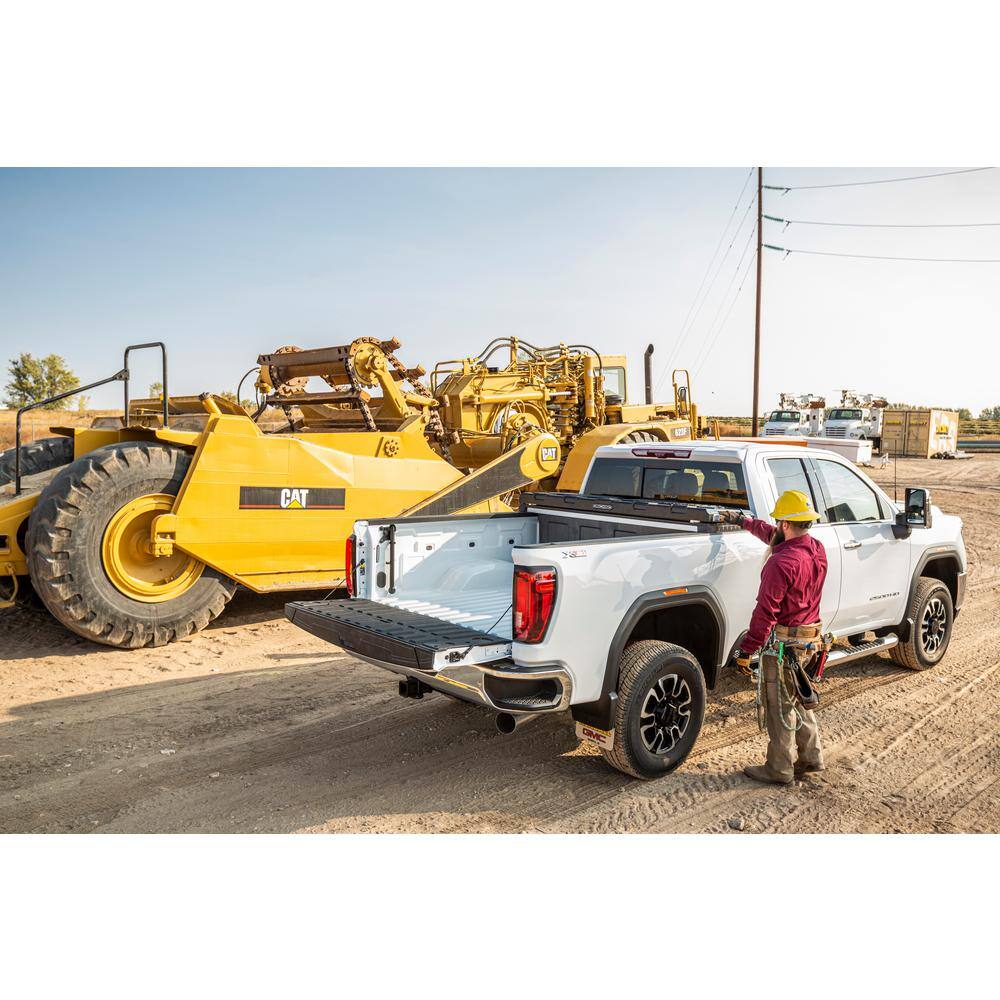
[286,599,512,671]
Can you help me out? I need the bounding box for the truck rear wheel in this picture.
[890,577,953,670]
[27,441,237,648]
[601,639,706,779]
[0,436,73,487]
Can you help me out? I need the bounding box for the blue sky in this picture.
[1,168,996,414]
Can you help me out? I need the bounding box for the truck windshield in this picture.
[585,457,748,507]
[769,410,799,422]
[829,409,862,421]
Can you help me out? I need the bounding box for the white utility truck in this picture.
[824,390,888,452]
[763,393,826,437]
[287,441,967,779]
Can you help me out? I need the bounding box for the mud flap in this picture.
[575,722,614,750]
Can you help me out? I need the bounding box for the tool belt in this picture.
[767,622,833,711]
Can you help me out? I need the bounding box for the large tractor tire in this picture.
[0,436,74,487]
[27,441,237,648]
[619,429,660,444]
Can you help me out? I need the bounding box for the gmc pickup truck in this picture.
[286,441,967,778]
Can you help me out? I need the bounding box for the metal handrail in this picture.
[13,342,169,495]
[123,342,169,429]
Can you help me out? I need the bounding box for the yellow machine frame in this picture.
[430,338,699,492]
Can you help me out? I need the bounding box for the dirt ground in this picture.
[2,454,998,834]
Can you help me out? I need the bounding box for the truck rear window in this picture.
[585,458,748,507]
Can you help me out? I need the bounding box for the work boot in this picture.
[794,761,825,777]
[743,764,793,786]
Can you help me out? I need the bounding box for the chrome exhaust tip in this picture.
[495,712,537,735]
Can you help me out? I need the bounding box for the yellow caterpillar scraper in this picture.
[0,341,559,647]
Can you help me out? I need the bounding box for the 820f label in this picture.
[239,487,345,510]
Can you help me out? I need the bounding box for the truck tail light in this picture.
[345,535,356,596]
[512,567,557,643]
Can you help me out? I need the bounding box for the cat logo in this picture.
[239,486,346,510]
[281,488,309,509]
[540,446,558,463]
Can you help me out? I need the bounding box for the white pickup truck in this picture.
[287,441,967,779]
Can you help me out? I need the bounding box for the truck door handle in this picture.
[843,540,862,550]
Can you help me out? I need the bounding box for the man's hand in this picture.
[731,651,754,676]
[718,509,745,526]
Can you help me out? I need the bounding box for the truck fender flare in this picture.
[570,585,725,732]
[897,546,965,641]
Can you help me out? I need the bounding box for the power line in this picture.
[656,187,757,393]
[765,213,1000,229]
[690,221,757,374]
[693,250,757,378]
[658,168,753,386]
[763,167,994,192]
[765,243,1000,263]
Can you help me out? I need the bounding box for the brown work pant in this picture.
[761,650,823,781]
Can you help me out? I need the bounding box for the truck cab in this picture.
[763,394,825,437]
[764,408,809,436]
[824,392,887,451]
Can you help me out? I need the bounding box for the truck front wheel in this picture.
[601,640,706,779]
[891,576,954,670]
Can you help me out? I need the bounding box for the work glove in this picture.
[731,650,754,677]
[718,509,745,526]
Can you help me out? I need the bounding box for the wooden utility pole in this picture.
[751,166,763,435]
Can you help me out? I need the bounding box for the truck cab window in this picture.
[585,458,747,507]
[766,457,822,520]
[813,459,883,523]
[602,367,626,401]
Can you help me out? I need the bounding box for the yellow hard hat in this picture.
[771,489,821,522]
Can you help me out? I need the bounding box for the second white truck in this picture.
[287,441,967,779]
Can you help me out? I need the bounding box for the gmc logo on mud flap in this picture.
[239,487,346,510]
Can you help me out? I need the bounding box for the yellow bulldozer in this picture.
[1,337,696,648]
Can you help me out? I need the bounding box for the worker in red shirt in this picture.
[724,489,828,785]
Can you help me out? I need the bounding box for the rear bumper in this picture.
[351,653,572,714]
[955,570,967,612]
[286,598,572,714]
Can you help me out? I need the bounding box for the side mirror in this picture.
[894,487,932,538]
[906,487,932,528]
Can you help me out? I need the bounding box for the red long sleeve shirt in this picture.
[738,517,828,656]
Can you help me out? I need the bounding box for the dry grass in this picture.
[703,416,753,437]
[0,409,121,451]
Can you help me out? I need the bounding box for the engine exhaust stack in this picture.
[644,344,654,405]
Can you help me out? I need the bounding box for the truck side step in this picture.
[825,634,898,669]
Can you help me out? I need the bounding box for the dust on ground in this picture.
[1,455,998,833]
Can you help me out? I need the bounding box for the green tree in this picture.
[4,353,78,409]
[957,408,972,421]
[149,381,164,398]
[218,390,254,411]
[980,405,1000,420]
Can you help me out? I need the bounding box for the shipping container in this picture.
[881,409,959,458]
